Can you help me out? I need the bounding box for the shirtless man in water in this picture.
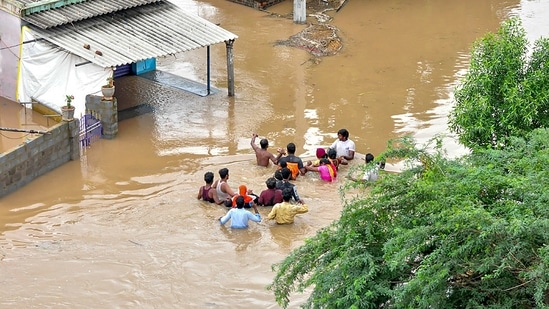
[250,133,285,167]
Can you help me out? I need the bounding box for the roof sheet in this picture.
[21,0,163,29]
[28,1,238,68]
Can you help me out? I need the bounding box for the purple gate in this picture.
[79,114,102,148]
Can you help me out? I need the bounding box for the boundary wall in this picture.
[0,95,118,198]
[0,120,80,198]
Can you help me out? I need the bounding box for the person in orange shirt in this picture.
[231,184,259,210]
[277,143,306,180]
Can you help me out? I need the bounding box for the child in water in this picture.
[327,148,340,171]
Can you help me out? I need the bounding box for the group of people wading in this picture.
[198,128,378,229]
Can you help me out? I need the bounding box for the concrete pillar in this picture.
[66,119,81,160]
[85,95,118,139]
[293,0,306,24]
[99,98,118,139]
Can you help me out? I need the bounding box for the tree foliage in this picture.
[449,17,549,149]
[269,130,549,308]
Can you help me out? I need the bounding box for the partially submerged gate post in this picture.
[293,0,306,24]
[85,95,118,139]
[226,39,235,97]
[67,119,81,160]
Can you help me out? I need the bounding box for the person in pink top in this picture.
[305,158,337,182]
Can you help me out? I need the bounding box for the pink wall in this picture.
[0,11,21,100]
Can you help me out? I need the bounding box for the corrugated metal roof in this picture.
[21,0,163,29]
[28,1,238,68]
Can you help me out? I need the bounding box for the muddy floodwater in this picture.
[1,0,548,307]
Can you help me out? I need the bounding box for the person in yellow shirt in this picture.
[267,188,309,224]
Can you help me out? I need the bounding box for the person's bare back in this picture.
[250,133,284,167]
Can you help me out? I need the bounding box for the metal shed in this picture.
[14,0,239,95]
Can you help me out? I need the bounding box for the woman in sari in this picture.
[305,158,337,182]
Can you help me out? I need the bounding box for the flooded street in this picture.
[1,0,547,307]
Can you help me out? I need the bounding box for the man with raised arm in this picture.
[250,133,285,167]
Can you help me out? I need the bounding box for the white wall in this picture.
[0,10,21,100]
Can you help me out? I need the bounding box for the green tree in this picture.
[449,17,549,150]
[269,130,549,308]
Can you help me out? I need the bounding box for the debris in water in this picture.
[275,24,343,57]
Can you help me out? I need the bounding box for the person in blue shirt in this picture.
[219,196,261,228]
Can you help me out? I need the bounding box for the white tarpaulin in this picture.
[17,26,111,119]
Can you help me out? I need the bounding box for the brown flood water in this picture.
[0,99,56,153]
[1,0,547,307]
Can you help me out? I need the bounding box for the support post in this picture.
[226,39,235,97]
[207,46,211,95]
